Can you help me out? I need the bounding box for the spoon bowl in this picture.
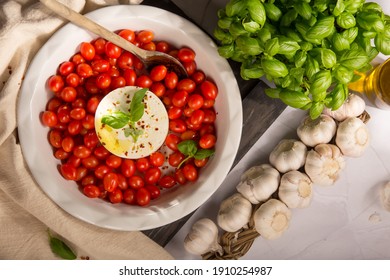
[39,0,188,77]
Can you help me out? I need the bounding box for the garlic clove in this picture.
[217,193,252,232]
[323,93,366,122]
[304,143,346,186]
[380,181,390,212]
[278,170,313,208]
[254,199,292,240]
[297,114,337,147]
[269,139,308,173]
[335,117,370,157]
[236,164,280,204]
[184,218,222,256]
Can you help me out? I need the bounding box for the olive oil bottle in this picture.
[348,58,390,110]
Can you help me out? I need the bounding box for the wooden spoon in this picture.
[40,0,187,77]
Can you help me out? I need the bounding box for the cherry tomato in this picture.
[81,155,100,169]
[168,151,185,167]
[123,69,137,86]
[54,148,70,160]
[105,42,122,58]
[121,159,136,177]
[93,38,107,54]
[169,119,187,133]
[183,164,198,181]
[83,185,101,198]
[190,109,205,126]
[94,145,110,160]
[135,75,153,88]
[168,106,183,120]
[94,164,111,179]
[60,163,77,180]
[67,120,82,135]
[91,59,110,73]
[80,42,96,60]
[183,60,197,76]
[60,87,77,102]
[71,53,85,65]
[41,111,58,127]
[149,152,165,167]
[137,30,154,43]
[176,79,196,93]
[194,157,209,168]
[83,131,99,149]
[106,154,122,169]
[123,188,136,204]
[128,175,145,189]
[145,185,160,200]
[164,72,178,89]
[144,167,162,185]
[61,136,74,153]
[136,157,150,172]
[111,76,126,89]
[47,98,62,112]
[70,108,86,120]
[203,109,216,123]
[142,41,156,51]
[66,73,81,87]
[77,63,93,78]
[81,175,97,187]
[187,94,204,110]
[199,134,216,149]
[191,70,206,84]
[180,130,197,141]
[48,75,64,93]
[103,172,118,192]
[136,187,151,206]
[174,168,187,185]
[86,96,100,114]
[150,65,167,82]
[82,114,95,130]
[165,133,181,151]
[172,90,188,107]
[96,73,111,89]
[118,29,135,43]
[158,175,176,188]
[109,188,123,204]
[73,145,91,159]
[59,61,75,76]
[150,82,166,97]
[178,47,195,62]
[200,80,218,100]
[49,129,62,148]
[156,41,171,53]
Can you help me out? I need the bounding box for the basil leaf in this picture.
[305,55,320,80]
[101,111,130,129]
[265,88,281,99]
[363,2,383,13]
[306,16,335,40]
[129,88,147,123]
[124,127,143,142]
[334,65,354,84]
[281,27,302,43]
[277,37,301,55]
[336,12,356,29]
[321,49,337,68]
[339,48,369,69]
[357,12,384,33]
[332,0,345,17]
[295,2,312,20]
[236,35,262,55]
[263,3,282,22]
[225,0,246,17]
[341,27,358,44]
[279,89,312,109]
[332,33,350,51]
[309,102,324,119]
[177,140,198,157]
[280,9,298,27]
[242,18,260,33]
[265,37,279,57]
[217,17,233,30]
[261,57,289,78]
[229,22,247,37]
[294,50,307,68]
[194,149,215,160]
[214,28,233,44]
[240,62,265,80]
[246,0,266,27]
[326,83,348,110]
[310,70,332,100]
[49,234,76,260]
[375,33,390,55]
[217,44,235,58]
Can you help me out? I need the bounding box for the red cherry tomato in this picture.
[118,29,135,43]
[136,157,150,172]
[48,75,64,93]
[106,154,122,169]
[149,152,165,167]
[150,65,167,82]
[136,187,151,206]
[183,164,198,181]
[145,185,160,200]
[158,175,176,188]
[83,185,101,198]
[144,167,162,185]
[178,47,195,62]
[123,189,136,204]
[59,61,75,76]
[137,30,154,43]
[128,175,145,189]
[109,188,123,204]
[199,134,216,149]
[41,111,58,127]
[103,172,118,192]
[80,42,96,60]
[121,159,136,177]
[165,134,181,151]
[200,80,218,100]
[105,42,122,58]
[60,163,77,180]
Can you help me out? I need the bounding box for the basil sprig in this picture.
[215,0,390,118]
[48,230,76,260]
[101,88,147,142]
[177,140,215,168]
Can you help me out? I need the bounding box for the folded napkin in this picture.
[0,0,173,260]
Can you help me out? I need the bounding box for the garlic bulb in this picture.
[297,114,337,147]
[253,199,291,240]
[269,139,308,173]
[236,164,280,204]
[323,94,366,121]
[184,218,222,255]
[304,143,346,186]
[380,181,390,212]
[335,117,370,157]
[278,170,313,208]
[217,193,252,232]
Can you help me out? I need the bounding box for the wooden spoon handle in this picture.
[39,0,146,58]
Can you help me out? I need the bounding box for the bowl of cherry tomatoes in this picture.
[17,5,242,230]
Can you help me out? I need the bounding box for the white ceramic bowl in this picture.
[17,5,242,230]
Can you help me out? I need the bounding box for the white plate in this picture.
[17,5,242,231]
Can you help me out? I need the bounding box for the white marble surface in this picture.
[166,105,390,259]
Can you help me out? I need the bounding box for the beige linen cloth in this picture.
[0,0,173,260]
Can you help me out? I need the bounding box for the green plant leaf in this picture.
[177,140,198,157]
[306,16,335,40]
[129,88,147,123]
[101,111,130,129]
[279,89,312,109]
[194,149,215,160]
[48,231,76,260]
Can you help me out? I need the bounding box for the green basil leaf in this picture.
[334,65,354,84]
[290,67,305,84]
[265,88,281,99]
[277,37,301,55]
[246,0,266,27]
[240,62,265,80]
[280,9,298,27]
[124,127,144,142]
[344,0,365,14]
[309,102,324,119]
[177,140,198,157]
[306,16,335,40]
[129,88,147,123]
[101,111,130,129]
[217,44,235,58]
[256,27,272,44]
[295,2,312,20]
[375,33,390,55]
[279,89,312,109]
[305,55,320,80]
[310,70,332,97]
[263,3,282,22]
[225,0,246,17]
[242,18,260,33]
[214,27,234,44]
[281,27,302,43]
[341,27,358,44]
[332,33,350,51]
[339,48,369,69]
[265,37,279,57]
[261,58,289,78]
[49,234,76,260]
[217,17,233,29]
[281,75,293,88]
[357,12,384,33]
[236,35,262,55]
[326,83,348,110]
[363,2,383,13]
[294,50,307,68]
[336,12,356,29]
[300,41,313,51]
[194,149,215,160]
[332,0,345,16]
[321,49,337,68]
[295,22,322,45]
[313,0,329,13]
